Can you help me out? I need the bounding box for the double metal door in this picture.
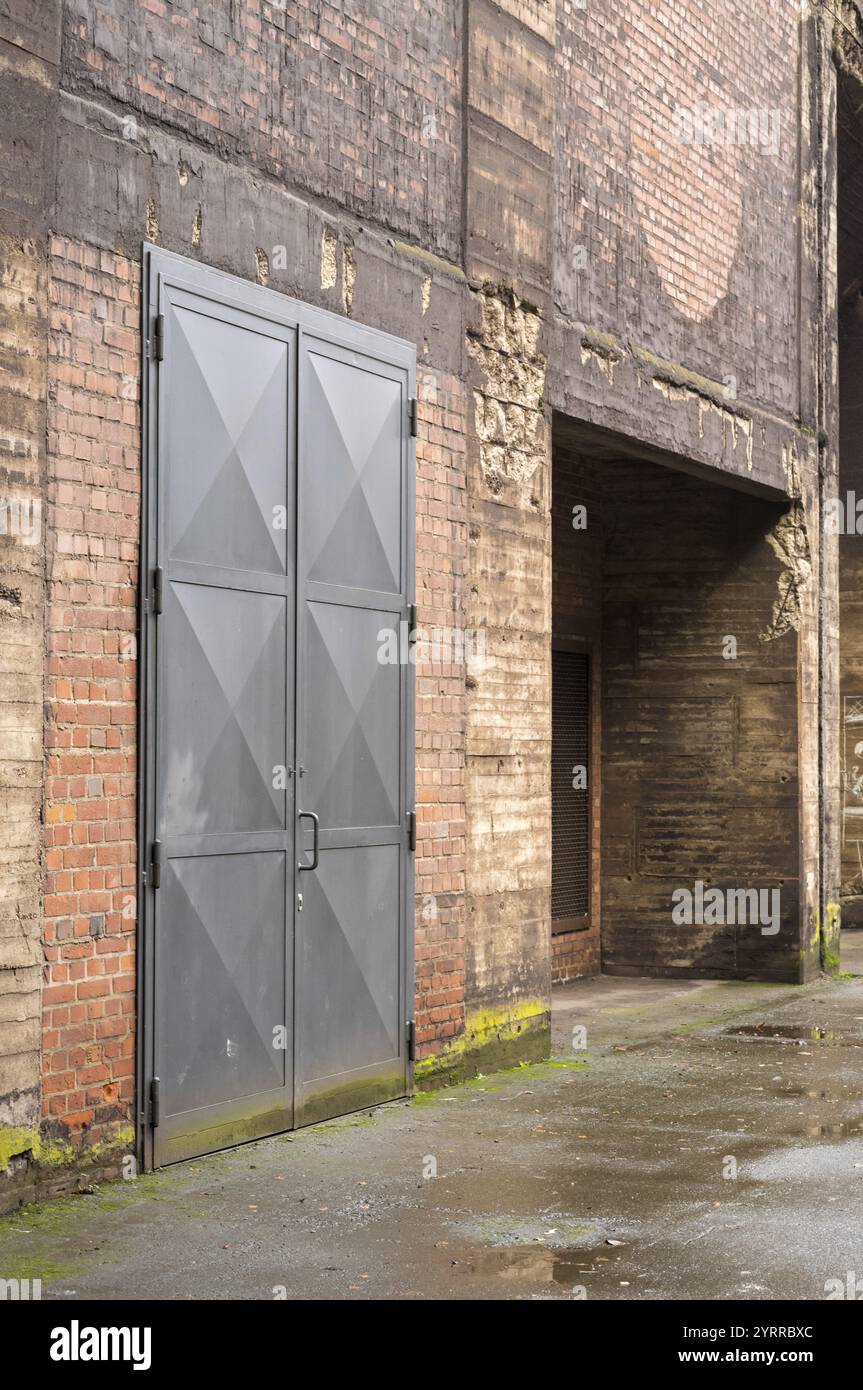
[140,248,415,1166]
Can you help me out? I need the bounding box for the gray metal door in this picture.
[141,249,414,1167]
[294,336,413,1125]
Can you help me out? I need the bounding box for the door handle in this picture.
[297,810,319,871]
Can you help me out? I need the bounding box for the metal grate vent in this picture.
[551,648,590,928]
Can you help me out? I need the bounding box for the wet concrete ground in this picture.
[4,938,863,1301]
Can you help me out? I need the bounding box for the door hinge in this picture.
[406,1020,416,1062]
[407,602,417,633]
[149,1077,161,1128]
[408,396,418,437]
[152,566,164,615]
[148,313,165,362]
[150,839,162,890]
[407,810,416,852]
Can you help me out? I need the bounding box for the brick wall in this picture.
[62,0,463,265]
[462,285,552,1059]
[40,242,474,1118]
[459,0,557,1069]
[41,238,140,1157]
[414,366,469,1061]
[551,425,805,982]
[0,3,59,1170]
[601,458,802,980]
[554,0,799,403]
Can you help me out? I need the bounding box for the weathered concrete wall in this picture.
[61,0,463,263]
[600,459,803,980]
[837,25,863,932]
[461,285,552,1063]
[838,302,863,921]
[549,0,808,494]
[814,7,841,974]
[545,0,835,977]
[456,0,558,1069]
[550,427,602,983]
[552,427,813,983]
[0,0,60,1199]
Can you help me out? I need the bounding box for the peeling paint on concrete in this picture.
[696,396,754,471]
[467,285,547,495]
[580,339,617,385]
[761,497,812,642]
[145,196,158,242]
[320,224,338,290]
[650,375,755,471]
[833,0,863,87]
[254,246,269,286]
[341,236,356,316]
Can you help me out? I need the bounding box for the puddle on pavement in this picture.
[790,1118,863,1138]
[449,1245,621,1286]
[723,1024,838,1042]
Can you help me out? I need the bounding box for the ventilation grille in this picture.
[551,648,590,926]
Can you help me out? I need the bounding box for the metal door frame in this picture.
[138,245,416,1171]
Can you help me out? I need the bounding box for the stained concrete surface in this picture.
[3,937,863,1301]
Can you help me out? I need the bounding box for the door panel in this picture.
[165,306,289,574]
[142,249,414,1168]
[150,281,295,1166]
[302,602,400,828]
[161,582,286,836]
[303,351,403,593]
[298,844,400,1082]
[157,850,287,1116]
[295,337,411,1125]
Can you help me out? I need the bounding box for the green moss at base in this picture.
[415,998,551,1090]
[0,1126,41,1173]
[1,1122,136,1215]
[1,1123,135,1176]
[823,901,842,974]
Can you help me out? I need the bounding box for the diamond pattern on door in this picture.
[145,249,413,1163]
[303,602,400,829]
[165,307,288,574]
[298,845,400,1082]
[303,351,402,593]
[158,852,286,1114]
[162,583,286,835]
